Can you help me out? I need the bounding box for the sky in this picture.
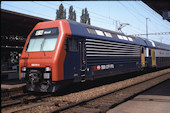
[1,1,170,45]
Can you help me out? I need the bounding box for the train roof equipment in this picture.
[67,20,170,51]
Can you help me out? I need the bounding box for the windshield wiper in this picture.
[41,39,46,56]
[41,47,46,56]
[27,52,30,56]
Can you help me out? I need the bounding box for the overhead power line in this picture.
[60,1,119,22]
[118,1,144,23]
[136,2,170,29]
[133,32,170,36]
[3,1,150,34]
[2,3,54,19]
[3,1,170,43]
[33,1,116,26]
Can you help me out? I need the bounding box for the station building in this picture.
[1,9,51,79]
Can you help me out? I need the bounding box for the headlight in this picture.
[45,67,51,71]
[21,67,26,71]
[21,73,26,78]
[44,73,50,79]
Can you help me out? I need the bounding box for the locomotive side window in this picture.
[104,32,112,37]
[122,36,128,40]
[68,38,78,52]
[95,30,104,36]
[87,28,97,34]
[117,35,124,39]
[128,37,133,41]
[111,33,118,38]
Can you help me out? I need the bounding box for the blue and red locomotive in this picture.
[19,20,170,92]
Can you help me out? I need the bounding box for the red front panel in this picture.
[19,20,71,81]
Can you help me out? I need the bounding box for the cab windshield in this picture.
[26,27,59,52]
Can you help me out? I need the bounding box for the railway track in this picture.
[1,92,52,109]
[1,84,26,101]
[2,68,170,113]
[50,71,170,113]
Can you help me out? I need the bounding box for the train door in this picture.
[141,46,145,67]
[80,40,87,82]
[152,49,156,66]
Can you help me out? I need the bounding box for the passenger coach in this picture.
[19,19,170,92]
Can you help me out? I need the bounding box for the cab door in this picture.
[152,49,156,66]
[141,46,145,67]
[80,39,87,82]
[80,40,86,72]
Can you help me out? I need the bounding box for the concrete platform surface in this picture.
[1,80,25,90]
[1,83,25,90]
[107,79,170,113]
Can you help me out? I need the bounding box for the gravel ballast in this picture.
[3,68,170,113]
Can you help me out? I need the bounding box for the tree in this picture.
[88,18,91,25]
[68,5,76,21]
[73,10,76,21]
[80,8,90,25]
[56,3,66,20]
[80,9,85,23]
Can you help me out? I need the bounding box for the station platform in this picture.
[1,79,26,98]
[1,70,19,80]
[1,79,25,90]
[107,79,170,113]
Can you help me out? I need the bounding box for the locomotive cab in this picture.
[19,20,71,92]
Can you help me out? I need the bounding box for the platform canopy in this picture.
[143,0,170,22]
[1,9,51,68]
[1,9,51,49]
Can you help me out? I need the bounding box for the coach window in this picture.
[149,49,151,56]
[68,38,78,52]
[111,34,118,38]
[130,37,136,42]
[122,36,128,40]
[128,37,133,41]
[117,35,124,40]
[104,32,112,37]
[141,47,144,53]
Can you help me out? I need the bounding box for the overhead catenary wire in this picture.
[32,1,57,10]
[121,1,169,34]
[46,1,119,24]
[133,32,170,36]
[136,1,170,29]
[59,1,119,22]
[60,1,150,33]
[136,2,170,42]
[139,4,170,32]
[2,3,54,19]
[36,1,116,26]
[21,1,154,34]
[3,1,114,26]
[118,1,144,24]
[2,1,170,44]
[124,1,170,41]
[126,1,160,33]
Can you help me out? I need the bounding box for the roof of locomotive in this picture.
[66,20,170,51]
